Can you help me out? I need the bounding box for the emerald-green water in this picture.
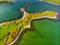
[18,19,60,45]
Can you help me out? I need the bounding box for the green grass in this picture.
[0,23,17,45]
[0,24,16,39]
[0,36,8,45]
[18,19,60,45]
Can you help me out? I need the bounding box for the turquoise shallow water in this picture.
[26,1,60,13]
[0,1,27,22]
[0,1,60,22]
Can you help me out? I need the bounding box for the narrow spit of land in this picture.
[0,7,57,45]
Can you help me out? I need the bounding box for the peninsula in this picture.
[0,6,57,45]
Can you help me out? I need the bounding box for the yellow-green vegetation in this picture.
[31,11,56,19]
[0,10,57,45]
[5,28,19,45]
[42,0,60,4]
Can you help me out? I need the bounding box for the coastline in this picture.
[8,10,57,45]
[0,7,58,45]
[0,1,60,45]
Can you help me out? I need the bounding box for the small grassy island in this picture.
[42,0,60,4]
[0,7,57,45]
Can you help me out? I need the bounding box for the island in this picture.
[0,0,12,4]
[0,6,57,45]
[42,0,60,5]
